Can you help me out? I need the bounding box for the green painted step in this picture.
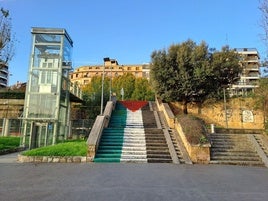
[94,102,129,163]
[98,145,123,150]
[94,158,121,163]
[97,150,122,154]
[95,153,122,158]
[99,142,124,146]
[100,138,124,141]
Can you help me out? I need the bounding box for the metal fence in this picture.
[70,119,94,139]
[0,118,94,139]
[0,118,22,137]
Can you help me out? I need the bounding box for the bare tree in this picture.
[0,7,15,64]
[260,0,268,47]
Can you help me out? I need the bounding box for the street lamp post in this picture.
[223,87,229,128]
[100,57,110,115]
[109,62,112,101]
[100,60,105,115]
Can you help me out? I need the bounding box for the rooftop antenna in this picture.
[225,33,229,46]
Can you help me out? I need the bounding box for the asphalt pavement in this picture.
[0,153,268,201]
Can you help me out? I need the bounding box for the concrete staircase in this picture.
[210,133,265,166]
[93,101,174,163]
[144,128,172,163]
[253,134,268,158]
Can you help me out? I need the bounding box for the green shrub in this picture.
[0,137,20,150]
[0,91,25,99]
[176,114,209,145]
[22,140,87,156]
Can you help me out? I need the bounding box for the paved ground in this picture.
[1,153,268,201]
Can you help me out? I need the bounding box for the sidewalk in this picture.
[0,162,268,201]
[0,152,19,163]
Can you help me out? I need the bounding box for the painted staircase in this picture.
[93,101,173,163]
[210,133,265,166]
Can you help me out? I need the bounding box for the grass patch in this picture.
[176,114,209,145]
[0,137,20,151]
[22,139,87,156]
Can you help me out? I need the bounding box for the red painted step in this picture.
[119,101,148,112]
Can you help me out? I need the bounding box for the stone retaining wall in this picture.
[17,154,91,163]
[175,120,210,164]
[170,98,264,129]
[0,99,24,118]
[155,97,175,128]
[156,97,211,164]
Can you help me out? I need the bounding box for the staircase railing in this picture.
[86,101,115,161]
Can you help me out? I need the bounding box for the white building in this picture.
[230,48,260,96]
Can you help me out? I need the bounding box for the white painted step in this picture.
[120,158,148,163]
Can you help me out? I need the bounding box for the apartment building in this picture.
[69,59,150,87]
[0,61,8,88]
[230,48,260,96]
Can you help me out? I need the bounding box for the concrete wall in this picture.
[0,99,24,118]
[156,98,211,163]
[155,97,175,128]
[175,120,210,163]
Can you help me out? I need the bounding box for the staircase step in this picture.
[121,155,147,159]
[147,158,173,163]
[210,132,265,167]
[122,150,147,155]
[147,154,172,159]
[95,153,121,158]
[100,139,146,143]
[211,151,259,157]
[211,155,261,161]
[98,145,123,150]
[120,158,148,163]
[94,158,121,163]
[210,160,264,166]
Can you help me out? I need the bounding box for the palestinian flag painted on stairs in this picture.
[93,101,148,163]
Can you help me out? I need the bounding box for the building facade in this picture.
[0,61,8,88]
[230,48,260,96]
[69,59,150,87]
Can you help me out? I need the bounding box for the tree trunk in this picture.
[197,102,202,114]
[182,100,188,114]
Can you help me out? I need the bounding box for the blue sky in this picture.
[1,0,266,85]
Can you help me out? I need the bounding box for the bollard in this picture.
[211,124,215,133]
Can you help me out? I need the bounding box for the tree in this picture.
[0,7,15,64]
[112,73,135,100]
[210,46,241,90]
[80,76,110,119]
[131,77,155,100]
[150,39,240,114]
[260,0,268,49]
[253,78,268,131]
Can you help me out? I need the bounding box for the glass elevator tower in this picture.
[21,27,73,149]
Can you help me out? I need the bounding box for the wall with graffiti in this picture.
[170,98,264,129]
